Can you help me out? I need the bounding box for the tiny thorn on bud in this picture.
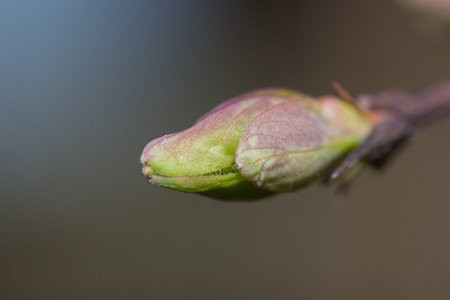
[332,81,356,104]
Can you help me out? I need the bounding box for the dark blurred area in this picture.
[2,1,450,299]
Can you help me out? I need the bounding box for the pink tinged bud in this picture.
[141,89,373,200]
[140,89,302,200]
[236,97,372,192]
[398,0,450,39]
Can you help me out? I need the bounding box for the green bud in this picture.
[141,90,373,200]
[397,0,450,40]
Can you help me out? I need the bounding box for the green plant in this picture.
[141,81,450,200]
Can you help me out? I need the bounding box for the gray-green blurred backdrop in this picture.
[2,1,450,299]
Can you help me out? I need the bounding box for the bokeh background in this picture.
[2,1,450,299]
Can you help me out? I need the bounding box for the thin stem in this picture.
[330,79,450,180]
[409,80,450,126]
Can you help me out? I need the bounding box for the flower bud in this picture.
[236,96,372,192]
[141,90,373,200]
[140,89,301,200]
[398,0,450,41]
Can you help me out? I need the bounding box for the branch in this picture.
[330,80,450,181]
[410,80,450,126]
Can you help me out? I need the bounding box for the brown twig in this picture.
[410,80,450,125]
[329,80,450,181]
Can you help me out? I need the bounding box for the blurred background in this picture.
[2,0,450,299]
